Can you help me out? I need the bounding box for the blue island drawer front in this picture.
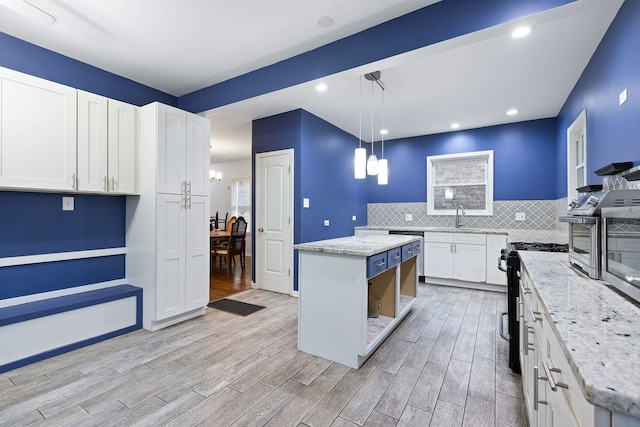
[367,252,388,278]
[413,240,421,255]
[387,247,402,268]
[401,243,414,261]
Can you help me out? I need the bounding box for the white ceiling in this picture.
[0,0,625,164]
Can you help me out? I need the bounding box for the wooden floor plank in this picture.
[0,284,526,427]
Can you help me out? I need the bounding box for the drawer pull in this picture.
[534,366,548,411]
[392,254,401,261]
[542,360,569,392]
[375,260,385,267]
[529,308,543,323]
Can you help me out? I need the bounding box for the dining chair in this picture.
[218,212,229,231]
[211,216,247,272]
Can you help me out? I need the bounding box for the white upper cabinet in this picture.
[76,90,138,194]
[107,98,138,194]
[156,103,209,196]
[0,66,77,191]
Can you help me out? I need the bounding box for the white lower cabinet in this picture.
[424,232,487,283]
[520,267,589,427]
[156,194,209,321]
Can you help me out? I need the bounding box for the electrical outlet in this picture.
[303,198,310,208]
[324,219,330,226]
[515,212,526,221]
[405,213,413,221]
[619,88,628,106]
[352,215,357,221]
[62,196,74,211]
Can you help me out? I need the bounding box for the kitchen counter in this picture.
[355,225,509,235]
[519,251,640,418]
[294,234,419,257]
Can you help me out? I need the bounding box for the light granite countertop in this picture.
[519,251,640,418]
[294,235,420,257]
[355,225,509,235]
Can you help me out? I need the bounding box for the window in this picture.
[567,110,587,203]
[426,150,494,215]
[231,177,251,231]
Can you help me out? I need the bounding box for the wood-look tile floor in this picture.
[0,284,526,427]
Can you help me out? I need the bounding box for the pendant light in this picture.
[366,75,379,176]
[378,88,388,185]
[354,76,367,179]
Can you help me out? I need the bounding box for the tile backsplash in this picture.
[368,199,570,243]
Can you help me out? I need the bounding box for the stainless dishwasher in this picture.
[388,230,424,282]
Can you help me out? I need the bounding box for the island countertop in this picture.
[519,251,640,418]
[294,235,420,257]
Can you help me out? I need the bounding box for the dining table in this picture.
[210,230,230,244]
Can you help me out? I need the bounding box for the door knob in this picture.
[258,227,264,232]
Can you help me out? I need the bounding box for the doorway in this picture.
[255,149,294,295]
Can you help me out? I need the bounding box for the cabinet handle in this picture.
[533,366,548,411]
[103,176,108,192]
[542,360,569,392]
[187,195,192,209]
[375,260,385,267]
[517,298,524,320]
[392,254,401,261]
[187,181,192,194]
[529,308,543,323]
[110,177,116,192]
[181,181,186,194]
[523,323,534,356]
[72,173,77,190]
[182,196,187,210]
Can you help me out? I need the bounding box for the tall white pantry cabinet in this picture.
[126,102,211,331]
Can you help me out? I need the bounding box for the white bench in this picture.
[0,285,142,373]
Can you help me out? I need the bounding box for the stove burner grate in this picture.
[510,242,568,252]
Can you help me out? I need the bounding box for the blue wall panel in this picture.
[178,0,573,113]
[299,110,368,243]
[555,2,640,198]
[0,32,176,106]
[0,192,125,257]
[367,119,557,203]
[0,255,125,300]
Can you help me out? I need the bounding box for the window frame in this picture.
[426,150,494,216]
[230,176,251,232]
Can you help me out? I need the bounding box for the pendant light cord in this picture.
[371,79,374,155]
[381,88,385,159]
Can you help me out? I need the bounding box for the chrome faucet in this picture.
[455,205,465,228]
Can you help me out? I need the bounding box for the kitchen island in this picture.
[518,251,640,426]
[294,234,420,368]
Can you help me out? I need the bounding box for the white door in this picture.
[77,90,108,192]
[157,104,186,195]
[185,195,210,309]
[424,242,454,279]
[454,244,487,282]
[156,193,186,320]
[108,99,138,194]
[0,67,77,191]
[256,149,293,294]
[185,113,210,197]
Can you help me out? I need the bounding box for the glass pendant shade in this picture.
[377,158,388,185]
[354,147,367,179]
[367,154,379,176]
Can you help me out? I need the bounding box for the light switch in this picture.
[619,88,628,106]
[303,198,310,208]
[352,215,357,221]
[62,196,74,211]
[324,219,330,227]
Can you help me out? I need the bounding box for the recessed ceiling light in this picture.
[317,16,334,28]
[512,26,532,38]
[380,129,388,135]
[451,123,460,129]
[315,83,327,92]
[507,109,519,116]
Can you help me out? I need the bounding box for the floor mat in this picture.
[207,298,265,316]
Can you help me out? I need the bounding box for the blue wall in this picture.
[0,193,126,299]
[555,1,640,198]
[368,119,558,203]
[252,110,369,290]
[0,32,176,106]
